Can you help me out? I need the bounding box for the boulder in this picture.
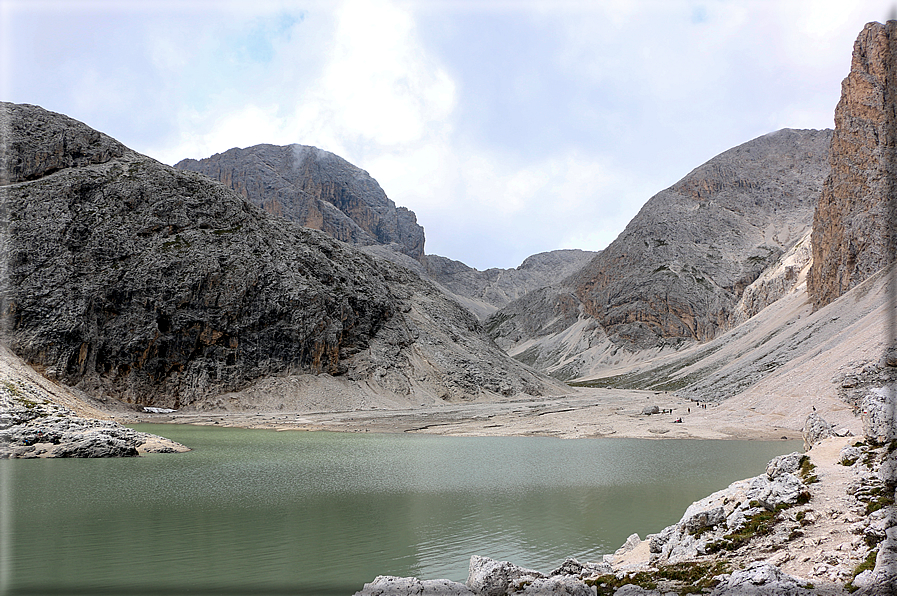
[641,405,659,416]
[861,386,897,444]
[709,563,814,596]
[765,452,804,479]
[548,557,610,577]
[746,473,806,511]
[466,556,545,596]
[802,412,835,450]
[515,576,593,596]
[354,576,475,596]
[614,533,642,557]
[683,506,726,534]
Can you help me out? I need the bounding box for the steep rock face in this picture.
[808,21,897,308]
[574,128,831,348]
[488,129,831,378]
[0,103,558,408]
[176,144,426,260]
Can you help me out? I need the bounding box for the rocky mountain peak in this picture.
[176,143,426,261]
[808,20,897,308]
[1,102,560,409]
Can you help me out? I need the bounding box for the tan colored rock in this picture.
[808,21,897,309]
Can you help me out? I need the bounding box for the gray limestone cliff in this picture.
[488,128,831,378]
[808,21,897,309]
[573,128,831,348]
[0,103,560,409]
[175,144,426,261]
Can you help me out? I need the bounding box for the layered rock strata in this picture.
[0,103,560,409]
[176,144,426,260]
[809,21,897,308]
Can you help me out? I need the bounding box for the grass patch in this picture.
[585,562,730,596]
[704,503,796,553]
[657,561,730,594]
[2,380,21,396]
[799,456,819,484]
[844,549,878,592]
[585,572,658,595]
[567,344,723,391]
[864,488,895,515]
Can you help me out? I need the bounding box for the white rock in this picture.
[466,556,544,596]
[354,576,475,596]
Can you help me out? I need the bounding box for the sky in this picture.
[1,0,894,270]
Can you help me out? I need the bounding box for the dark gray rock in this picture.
[0,102,559,409]
[176,143,426,261]
[423,250,597,320]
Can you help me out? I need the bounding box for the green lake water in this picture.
[0,425,802,595]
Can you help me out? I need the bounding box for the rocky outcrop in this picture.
[355,556,608,596]
[648,453,811,565]
[731,229,813,325]
[803,412,836,450]
[572,128,831,349]
[0,103,561,409]
[809,21,897,309]
[488,129,831,378]
[708,563,815,596]
[176,144,426,260]
[0,345,187,458]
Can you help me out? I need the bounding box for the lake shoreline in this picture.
[112,386,862,442]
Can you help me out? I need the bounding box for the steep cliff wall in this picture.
[176,144,426,261]
[0,103,560,408]
[809,21,897,308]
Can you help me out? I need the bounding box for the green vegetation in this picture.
[656,561,730,595]
[799,455,819,484]
[705,501,800,553]
[585,572,657,595]
[863,487,895,515]
[567,344,723,391]
[584,561,729,596]
[2,379,21,396]
[844,549,878,592]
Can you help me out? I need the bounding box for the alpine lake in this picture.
[1,424,802,595]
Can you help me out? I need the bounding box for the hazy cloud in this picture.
[2,0,893,269]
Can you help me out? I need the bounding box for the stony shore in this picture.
[351,403,896,596]
[0,345,188,458]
